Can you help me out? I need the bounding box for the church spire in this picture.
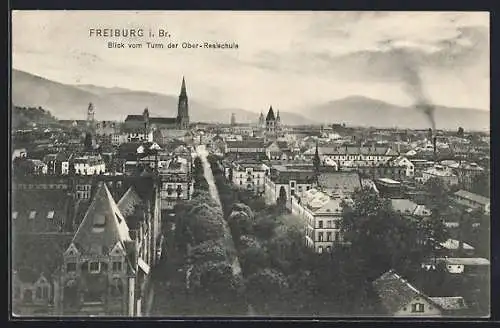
[313,141,321,182]
[180,76,187,97]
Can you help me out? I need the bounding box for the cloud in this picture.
[12,11,489,112]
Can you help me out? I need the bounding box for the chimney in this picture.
[433,136,437,160]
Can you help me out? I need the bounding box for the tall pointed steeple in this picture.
[313,141,321,181]
[266,106,275,122]
[177,76,189,129]
[180,76,187,97]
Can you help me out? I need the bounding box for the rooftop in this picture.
[454,190,490,206]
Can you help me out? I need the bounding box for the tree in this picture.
[189,260,244,303]
[246,268,289,312]
[84,132,93,150]
[188,239,227,264]
[227,207,254,242]
[457,126,465,138]
[276,186,287,211]
[341,187,436,280]
[238,235,270,275]
[470,172,490,198]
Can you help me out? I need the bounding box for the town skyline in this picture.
[12,11,490,112]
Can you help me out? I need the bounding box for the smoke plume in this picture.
[390,48,436,130]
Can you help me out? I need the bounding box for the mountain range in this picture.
[11,69,312,125]
[12,69,489,130]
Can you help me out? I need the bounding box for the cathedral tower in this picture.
[177,77,189,129]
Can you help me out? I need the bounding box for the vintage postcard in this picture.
[10,11,490,318]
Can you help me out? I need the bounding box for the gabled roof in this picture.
[72,182,131,255]
[317,172,361,193]
[117,187,144,219]
[125,115,144,122]
[373,270,440,314]
[453,190,490,206]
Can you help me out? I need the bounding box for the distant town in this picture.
[11,77,490,317]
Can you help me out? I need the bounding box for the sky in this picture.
[12,11,490,112]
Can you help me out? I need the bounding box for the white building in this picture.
[390,156,415,177]
[291,188,349,253]
[73,155,106,175]
[422,165,459,186]
[452,190,490,215]
[230,161,269,195]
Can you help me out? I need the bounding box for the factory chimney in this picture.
[433,135,437,161]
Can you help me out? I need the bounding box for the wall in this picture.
[394,297,442,317]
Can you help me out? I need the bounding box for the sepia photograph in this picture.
[10,11,490,318]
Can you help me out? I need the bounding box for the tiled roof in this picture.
[12,189,71,233]
[13,233,73,283]
[373,270,434,314]
[305,146,393,156]
[428,297,468,311]
[72,183,132,255]
[317,172,361,193]
[117,187,143,218]
[226,140,265,149]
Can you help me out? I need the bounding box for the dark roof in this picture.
[117,187,144,218]
[226,140,265,149]
[72,183,132,255]
[12,189,71,233]
[372,270,438,314]
[125,115,144,122]
[150,117,178,125]
[271,169,316,184]
[13,233,73,283]
[265,106,275,121]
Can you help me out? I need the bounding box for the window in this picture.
[290,181,296,187]
[327,220,332,228]
[411,303,425,313]
[326,246,331,253]
[66,262,77,272]
[318,246,323,254]
[334,231,340,241]
[298,186,303,192]
[29,211,36,220]
[112,261,122,272]
[36,286,49,300]
[318,220,323,229]
[318,232,324,242]
[332,221,338,229]
[89,262,100,273]
[327,232,332,241]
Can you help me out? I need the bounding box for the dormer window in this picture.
[29,211,36,220]
[93,214,106,232]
